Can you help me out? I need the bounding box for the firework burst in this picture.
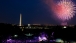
[54,0,76,21]
[42,0,76,25]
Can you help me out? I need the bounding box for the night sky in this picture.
[0,0,76,25]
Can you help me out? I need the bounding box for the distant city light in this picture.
[56,38,64,42]
[28,24,30,27]
[29,27,31,28]
[25,33,33,36]
[14,35,18,37]
[63,26,67,28]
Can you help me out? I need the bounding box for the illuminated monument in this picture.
[19,13,22,26]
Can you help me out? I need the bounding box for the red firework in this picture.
[53,0,76,21]
[43,0,76,25]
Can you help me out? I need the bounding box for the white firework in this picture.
[55,0,76,21]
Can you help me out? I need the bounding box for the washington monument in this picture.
[19,13,22,26]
